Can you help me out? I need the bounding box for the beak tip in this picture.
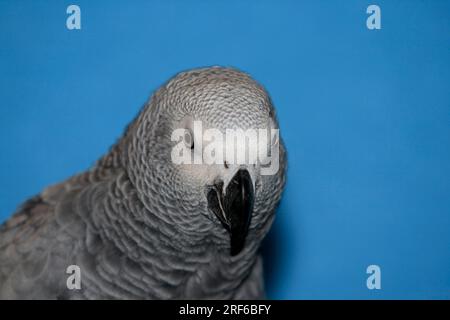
[207,169,254,256]
[230,240,246,256]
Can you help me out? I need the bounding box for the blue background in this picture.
[0,1,449,299]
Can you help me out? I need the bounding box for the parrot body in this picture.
[0,67,286,299]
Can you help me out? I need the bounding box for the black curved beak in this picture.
[207,169,254,256]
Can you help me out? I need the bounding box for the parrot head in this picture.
[126,67,286,257]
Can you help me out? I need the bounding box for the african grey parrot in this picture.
[0,67,286,299]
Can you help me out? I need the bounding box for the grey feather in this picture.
[0,67,286,299]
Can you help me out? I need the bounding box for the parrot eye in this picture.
[184,130,194,150]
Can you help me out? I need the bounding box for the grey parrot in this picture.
[0,67,286,299]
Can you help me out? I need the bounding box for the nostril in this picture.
[224,161,229,169]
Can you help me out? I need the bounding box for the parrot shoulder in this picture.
[0,180,88,299]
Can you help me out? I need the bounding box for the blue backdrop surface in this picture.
[0,1,449,299]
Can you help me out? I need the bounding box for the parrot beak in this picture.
[207,169,254,256]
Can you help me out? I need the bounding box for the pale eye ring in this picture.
[184,130,194,149]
